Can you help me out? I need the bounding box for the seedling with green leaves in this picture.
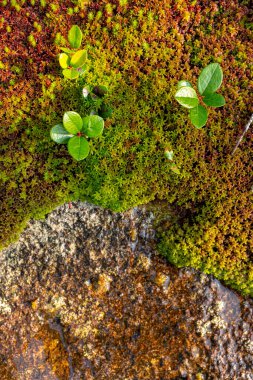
[175,63,225,128]
[59,25,87,79]
[50,111,104,161]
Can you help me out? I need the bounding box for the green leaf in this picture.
[63,111,83,134]
[70,50,87,68]
[189,105,208,128]
[68,25,82,49]
[68,136,90,161]
[50,124,73,144]
[82,115,104,137]
[197,63,223,95]
[203,93,225,107]
[169,163,180,175]
[77,64,87,76]
[60,47,74,54]
[175,87,199,109]
[62,68,79,79]
[165,150,174,161]
[59,53,70,69]
[177,80,192,89]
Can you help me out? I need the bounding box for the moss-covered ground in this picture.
[0,0,252,295]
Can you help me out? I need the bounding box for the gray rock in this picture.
[0,202,252,380]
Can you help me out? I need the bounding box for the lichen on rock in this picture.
[0,202,252,379]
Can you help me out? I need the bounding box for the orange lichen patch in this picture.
[95,273,112,294]
[154,272,170,291]
[31,299,38,310]
[0,0,252,294]
[34,324,70,380]
[0,362,14,380]
[0,258,207,379]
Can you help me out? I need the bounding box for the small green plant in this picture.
[175,63,225,128]
[59,25,87,79]
[50,25,113,161]
[50,111,104,160]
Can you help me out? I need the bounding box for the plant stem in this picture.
[232,113,253,155]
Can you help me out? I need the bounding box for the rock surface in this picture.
[0,202,252,380]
